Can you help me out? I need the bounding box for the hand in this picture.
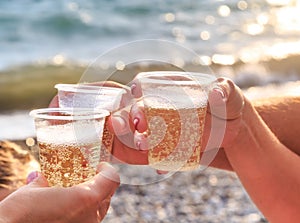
[109,77,245,169]
[81,81,149,165]
[203,77,245,149]
[49,78,245,168]
[48,81,148,165]
[0,162,120,223]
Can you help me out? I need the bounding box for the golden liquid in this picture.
[38,142,99,187]
[145,106,206,171]
[100,116,114,162]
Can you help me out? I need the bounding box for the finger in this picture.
[110,135,148,164]
[208,77,244,120]
[97,198,111,222]
[130,79,143,98]
[134,131,149,151]
[109,109,135,136]
[26,171,49,187]
[49,95,59,108]
[130,99,148,133]
[82,163,120,201]
[96,162,120,184]
[110,109,137,152]
[156,170,169,175]
[219,78,244,120]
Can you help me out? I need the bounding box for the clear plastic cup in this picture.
[29,108,109,187]
[134,71,216,171]
[55,84,126,111]
[54,84,126,162]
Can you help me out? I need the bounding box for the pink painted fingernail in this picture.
[213,87,227,102]
[213,88,225,98]
[131,83,137,95]
[26,171,39,184]
[133,118,139,129]
[136,141,141,150]
[135,140,148,151]
[157,170,169,175]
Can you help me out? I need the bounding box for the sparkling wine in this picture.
[145,106,206,171]
[39,141,98,187]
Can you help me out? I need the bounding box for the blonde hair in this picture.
[0,141,40,190]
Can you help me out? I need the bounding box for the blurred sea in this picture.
[1,0,300,140]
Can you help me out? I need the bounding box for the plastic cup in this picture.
[54,84,126,162]
[29,108,109,187]
[54,84,126,111]
[135,71,216,171]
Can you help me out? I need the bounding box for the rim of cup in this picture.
[55,84,127,95]
[29,108,110,120]
[136,71,216,86]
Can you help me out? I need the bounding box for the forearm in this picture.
[224,99,300,223]
[253,96,300,155]
[210,95,300,171]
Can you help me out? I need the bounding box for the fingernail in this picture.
[98,162,115,173]
[136,141,141,150]
[213,87,227,102]
[133,118,139,129]
[131,83,137,95]
[26,171,39,184]
[157,170,169,175]
[213,87,225,98]
[135,140,148,151]
[98,162,120,183]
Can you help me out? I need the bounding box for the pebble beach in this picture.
[14,140,268,223]
[103,167,267,223]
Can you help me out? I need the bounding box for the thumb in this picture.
[83,162,120,201]
[208,77,244,120]
[26,171,49,187]
[48,95,59,108]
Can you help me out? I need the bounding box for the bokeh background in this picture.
[1,0,300,222]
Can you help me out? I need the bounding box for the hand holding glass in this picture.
[30,108,109,187]
[55,84,126,162]
[134,71,215,171]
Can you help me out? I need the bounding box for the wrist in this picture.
[223,99,282,176]
[227,99,278,152]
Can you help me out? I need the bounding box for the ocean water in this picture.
[1,0,300,69]
[1,0,300,139]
